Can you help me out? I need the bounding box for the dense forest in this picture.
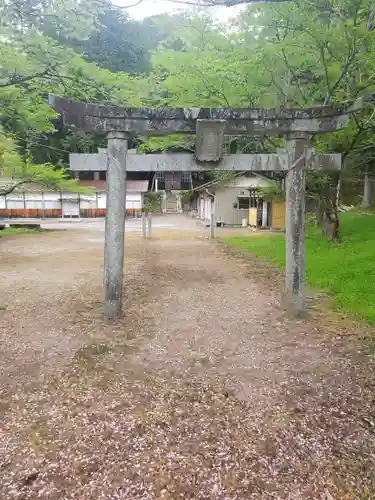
[1,0,375,216]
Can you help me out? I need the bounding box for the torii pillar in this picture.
[104,131,129,319]
[285,135,308,315]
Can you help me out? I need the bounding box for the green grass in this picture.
[224,212,375,324]
[0,227,42,238]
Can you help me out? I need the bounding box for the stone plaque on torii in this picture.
[49,95,362,320]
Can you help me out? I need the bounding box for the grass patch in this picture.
[224,212,375,324]
[0,227,42,238]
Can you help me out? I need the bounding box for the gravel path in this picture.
[0,222,374,499]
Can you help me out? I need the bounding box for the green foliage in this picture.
[224,212,375,324]
[143,192,163,212]
[1,0,375,207]
[0,227,43,238]
[137,135,194,153]
[150,14,250,107]
[0,129,87,194]
[2,161,89,193]
[258,181,285,202]
[137,0,375,217]
[180,190,193,202]
[45,3,153,74]
[206,170,237,184]
[0,0,144,181]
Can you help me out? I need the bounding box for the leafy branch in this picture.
[0,65,59,88]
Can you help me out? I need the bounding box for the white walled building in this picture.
[0,179,148,218]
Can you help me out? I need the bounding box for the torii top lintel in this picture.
[48,95,363,137]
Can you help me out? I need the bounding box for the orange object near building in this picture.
[248,207,258,227]
[271,200,286,230]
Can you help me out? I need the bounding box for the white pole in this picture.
[155,178,158,192]
[206,190,216,238]
[262,200,268,228]
[41,192,46,219]
[210,212,216,239]
[147,212,152,239]
[142,212,147,239]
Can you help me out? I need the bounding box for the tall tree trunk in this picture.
[363,172,373,208]
[315,197,324,227]
[336,172,341,208]
[320,182,340,241]
[323,203,340,240]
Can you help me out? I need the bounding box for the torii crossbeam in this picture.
[49,95,362,319]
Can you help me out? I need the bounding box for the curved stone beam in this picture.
[48,95,363,136]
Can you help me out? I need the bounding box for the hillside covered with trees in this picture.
[1,0,375,211]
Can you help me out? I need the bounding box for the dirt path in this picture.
[0,222,374,499]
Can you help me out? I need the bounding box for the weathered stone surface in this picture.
[285,137,307,316]
[69,151,341,172]
[103,131,128,320]
[49,95,363,136]
[195,120,226,162]
[49,94,363,120]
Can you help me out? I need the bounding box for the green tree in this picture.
[44,3,152,74]
[143,1,375,237]
[0,129,89,195]
[0,0,143,177]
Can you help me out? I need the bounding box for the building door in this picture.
[62,197,80,218]
[199,198,204,219]
[238,196,250,225]
[155,172,165,191]
[181,172,192,190]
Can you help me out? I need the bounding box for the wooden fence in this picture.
[0,208,144,218]
[0,209,62,218]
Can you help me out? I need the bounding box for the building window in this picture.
[181,172,191,190]
[79,171,95,181]
[238,197,250,209]
[182,172,191,183]
[222,142,229,155]
[154,171,165,190]
[99,171,107,181]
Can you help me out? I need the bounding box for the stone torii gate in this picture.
[49,95,361,319]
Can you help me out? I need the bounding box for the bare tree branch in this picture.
[163,0,290,5]
[162,0,375,32]
[368,6,375,31]
[0,66,57,88]
[274,26,308,105]
[120,0,144,7]
[264,135,280,148]
[270,74,287,104]
[342,117,365,162]
[113,0,292,8]
[0,180,32,196]
[192,64,232,106]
